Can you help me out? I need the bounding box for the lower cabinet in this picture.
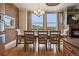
[0,44,4,56]
[63,41,79,56]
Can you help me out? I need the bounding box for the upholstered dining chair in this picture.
[16,29,24,47]
[38,31,48,52]
[49,31,61,52]
[24,31,36,52]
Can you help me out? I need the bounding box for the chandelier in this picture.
[34,3,45,17]
[34,10,45,17]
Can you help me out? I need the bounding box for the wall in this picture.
[0,3,19,44]
[5,4,19,44]
[5,3,19,28]
[19,9,27,33]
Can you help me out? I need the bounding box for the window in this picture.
[47,13,57,30]
[32,14,43,30]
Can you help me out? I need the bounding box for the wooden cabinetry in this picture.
[0,44,4,56]
[67,14,72,24]
[63,40,79,56]
[67,8,79,37]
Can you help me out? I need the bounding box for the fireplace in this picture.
[71,29,79,37]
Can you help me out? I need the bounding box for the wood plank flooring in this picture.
[4,43,64,56]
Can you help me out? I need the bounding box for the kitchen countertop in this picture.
[63,37,79,49]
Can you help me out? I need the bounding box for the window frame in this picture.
[46,13,58,31]
[31,12,58,31]
[31,13,43,31]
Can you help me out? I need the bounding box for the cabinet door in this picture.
[0,44,4,56]
[0,3,5,14]
[67,14,72,24]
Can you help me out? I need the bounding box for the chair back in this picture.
[50,31,60,43]
[38,31,48,40]
[24,31,34,40]
[16,29,21,35]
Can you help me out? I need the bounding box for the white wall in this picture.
[19,10,27,34]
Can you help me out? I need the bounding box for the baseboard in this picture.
[5,40,16,50]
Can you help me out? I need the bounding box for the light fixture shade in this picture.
[34,10,45,17]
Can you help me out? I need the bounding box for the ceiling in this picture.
[14,3,78,12]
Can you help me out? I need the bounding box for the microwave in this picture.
[0,20,5,32]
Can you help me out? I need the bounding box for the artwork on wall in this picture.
[4,15,15,28]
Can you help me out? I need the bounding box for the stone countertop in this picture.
[63,37,79,49]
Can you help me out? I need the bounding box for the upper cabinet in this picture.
[0,3,5,14]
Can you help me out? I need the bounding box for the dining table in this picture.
[22,30,61,52]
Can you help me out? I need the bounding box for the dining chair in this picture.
[16,29,24,47]
[49,31,61,52]
[24,31,36,52]
[38,31,48,52]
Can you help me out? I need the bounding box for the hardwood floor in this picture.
[4,43,64,56]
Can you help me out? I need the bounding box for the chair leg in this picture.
[24,44,26,51]
[58,43,60,52]
[33,43,35,52]
[50,43,51,51]
[24,41,26,52]
[19,38,21,43]
[46,42,47,51]
[56,44,58,52]
[19,37,21,43]
[16,38,18,47]
[38,43,39,52]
